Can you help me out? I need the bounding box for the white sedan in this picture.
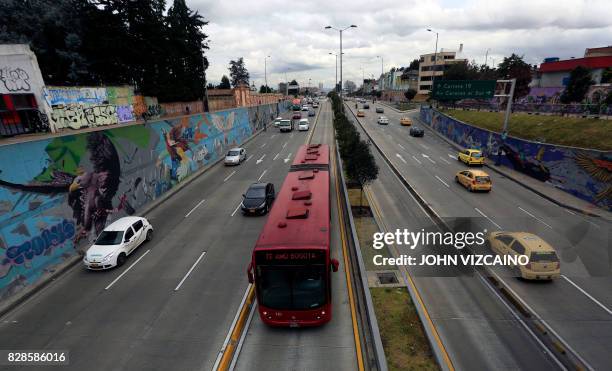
[377,116,389,125]
[224,147,246,165]
[298,118,310,131]
[84,217,153,270]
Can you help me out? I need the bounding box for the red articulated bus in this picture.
[247,144,339,327]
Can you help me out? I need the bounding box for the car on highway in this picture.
[83,216,153,270]
[241,182,275,215]
[455,169,492,192]
[488,232,560,280]
[375,107,384,113]
[458,149,485,166]
[400,117,412,126]
[279,119,293,132]
[292,112,302,120]
[409,126,424,137]
[224,147,246,165]
[357,110,365,117]
[273,116,282,127]
[313,102,319,108]
[363,103,369,109]
[301,105,309,111]
[308,109,316,117]
[298,118,310,131]
[377,116,389,125]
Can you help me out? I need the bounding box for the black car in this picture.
[409,126,425,137]
[363,103,369,109]
[241,183,275,215]
[375,107,384,113]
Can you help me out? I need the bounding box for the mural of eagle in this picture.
[0,132,128,243]
[574,152,612,206]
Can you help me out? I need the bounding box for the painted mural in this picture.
[420,107,612,211]
[0,101,285,301]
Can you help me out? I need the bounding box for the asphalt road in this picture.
[0,107,324,371]
[348,100,612,370]
[233,101,358,371]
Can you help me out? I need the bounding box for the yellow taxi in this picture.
[455,169,492,192]
[400,117,412,126]
[357,110,365,117]
[488,232,560,280]
[458,149,485,165]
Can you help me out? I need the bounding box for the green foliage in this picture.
[404,89,417,101]
[497,54,533,100]
[218,75,231,89]
[560,66,594,103]
[0,0,209,102]
[259,85,272,93]
[408,59,420,71]
[229,57,249,87]
[601,68,612,84]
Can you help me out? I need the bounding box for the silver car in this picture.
[224,148,246,165]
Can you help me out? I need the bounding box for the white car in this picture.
[377,116,389,125]
[301,105,309,111]
[224,147,246,165]
[273,116,282,127]
[84,217,153,270]
[313,102,319,108]
[298,118,310,131]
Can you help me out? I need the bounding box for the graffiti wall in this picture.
[420,107,612,210]
[160,101,204,117]
[0,101,286,301]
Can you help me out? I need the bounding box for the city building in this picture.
[278,82,288,95]
[533,47,612,89]
[362,79,377,94]
[287,82,299,96]
[417,51,466,94]
[318,82,324,91]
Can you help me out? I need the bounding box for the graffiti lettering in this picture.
[51,104,119,129]
[83,105,118,126]
[0,67,31,92]
[44,87,107,106]
[116,105,135,123]
[2,219,75,268]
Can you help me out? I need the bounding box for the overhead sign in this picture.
[432,80,496,100]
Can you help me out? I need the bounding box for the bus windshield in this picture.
[256,265,326,310]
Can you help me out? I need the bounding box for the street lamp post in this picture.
[376,55,384,91]
[484,48,490,67]
[264,55,271,93]
[427,28,439,99]
[325,24,357,100]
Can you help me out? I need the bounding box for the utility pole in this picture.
[484,48,490,67]
[264,55,270,93]
[325,24,357,100]
[427,28,439,99]
[377,55,384,90]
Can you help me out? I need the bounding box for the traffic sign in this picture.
[432,80,496,100]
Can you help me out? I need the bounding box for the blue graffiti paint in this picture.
[3,219,75,266]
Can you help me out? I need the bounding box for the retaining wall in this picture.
[0,101,287,300]
[420,107,611,211]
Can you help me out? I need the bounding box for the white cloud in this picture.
[188,0,612,89]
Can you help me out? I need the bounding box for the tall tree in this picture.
[259,85,272,93]
[218,75,231,89]
[560,66,593,103]
[441,61,480,80]
[229,57,249,87]
[408,58,420,70]
[404,89,417,101]
[497,54,532,100]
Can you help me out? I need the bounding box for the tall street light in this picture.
[484,48,491,67]
[325,24,357,99]
[376,55,384,91]
[427,28,439,99]
[264,55,271,93]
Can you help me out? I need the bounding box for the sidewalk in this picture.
[413,112,612,221]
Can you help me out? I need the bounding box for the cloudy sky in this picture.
[188,0,612,90]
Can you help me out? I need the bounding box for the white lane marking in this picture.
[561,275,612,316]
[256,154,266,164]
[290,133,294,138]
[231,202,242,217]
[184,199,206,218]
[396,153,407,164]
[434,175,450,188]
[422,153,436,164]
[398,143,405,150]
[282,142,287,148]
[245,155,253,162]
[518,206,553,229]
[475,207,502,229]
[564,209,577,216]
[258,169,268,181]
[260,143,267,148]
[448,153,456,159]
[284,152,292,163]
[105,250,151,290]
[271,134,276,139]
[273,153,280,161]
[411,155,422,164]
[439,157,450,165]
[223,171,236,182]
[419,143,429,150]
[174,251,207,291]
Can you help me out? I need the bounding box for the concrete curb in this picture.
[0,118,277,319]
[376,101,420,114]
[412,109,608,220]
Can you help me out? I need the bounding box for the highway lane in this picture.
[347,103,559,369]
[349,101,612,369]
[0,109,315,371]
[234,100,359,371]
